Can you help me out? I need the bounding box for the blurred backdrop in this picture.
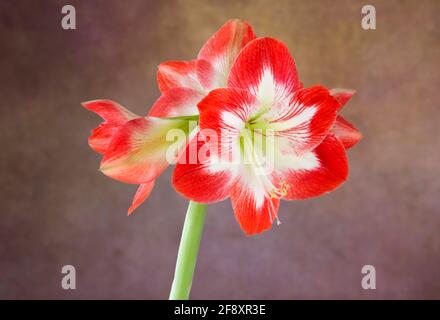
[1,0,439,299]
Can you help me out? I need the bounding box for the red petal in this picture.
[230,181,280,235]
[198,19,256,87]
[88,123,120,154]
[330,88,356,110]
[331,115,362,149]
[156,59,214,93]
[100,117,191,184]
[82,100,138,154]
[148,87,203,118]
[280,134,348,200]
[127,181,155,216]
[82,99,138,124]
[197,88,259,166]
[172,133,238,203]
[198,87,257,135]
[268,86,339,155]
[228,37,301,99]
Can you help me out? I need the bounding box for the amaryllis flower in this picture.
[82,19,255,214]
[172,37,362,235]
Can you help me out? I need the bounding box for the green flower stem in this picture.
[169,201,207,300]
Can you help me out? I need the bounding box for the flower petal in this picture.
[228,37,301,102]
[156,59,214,94]
[198,19,256,88]
[198,87,257,134]
[267,86,339,155]
[278,134,348,200]
[127,181,155,216]
[88,124,120,154]
[82,99,138,124]
[330,88,356,110]
[100,117,192,184]
[82,100,138,154]
[331,115,362,149]
[230,179,280,235]
[172,133,239,203]
[148,87,203,118]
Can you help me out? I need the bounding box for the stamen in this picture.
[268,181,290,199]
[241,122,291,227]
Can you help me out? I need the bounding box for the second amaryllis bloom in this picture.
[173,37,362,235]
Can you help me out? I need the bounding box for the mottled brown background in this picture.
[1,0,439,299]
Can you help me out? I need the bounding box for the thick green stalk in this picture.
[169,201,207,300]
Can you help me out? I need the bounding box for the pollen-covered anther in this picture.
[279,181,290,196]
[268,181,290,199]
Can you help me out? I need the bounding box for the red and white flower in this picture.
[173,37,362,235]
[83,20,256,214]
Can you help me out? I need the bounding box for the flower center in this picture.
[238,125,288,202]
